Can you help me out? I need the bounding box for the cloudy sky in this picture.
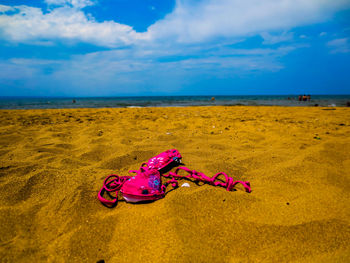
[0,0,349,96]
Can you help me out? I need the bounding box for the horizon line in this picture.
[1,94,350,99]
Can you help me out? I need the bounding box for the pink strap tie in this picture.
[165,167,252,193]
[97,174,130,206]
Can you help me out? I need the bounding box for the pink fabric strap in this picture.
[164,167,251,193]
[97,174,130,206]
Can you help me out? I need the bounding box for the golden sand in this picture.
[0,106,349,262]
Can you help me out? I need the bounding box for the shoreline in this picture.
[0,104,348,112]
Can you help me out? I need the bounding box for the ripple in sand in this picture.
[80,146,114,162]
[168,189,350,262]
[101,150,156,170]
[206,162,248,181]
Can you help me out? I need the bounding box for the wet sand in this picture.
[0,106,349,262]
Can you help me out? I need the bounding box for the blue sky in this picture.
[0,0,349,96]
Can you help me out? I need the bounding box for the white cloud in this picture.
[327,38,350,53]
[0,5,148,47]
[45,0,96,9]
[319,32,327,36]
[148,0,350,43]
[0,4,14,13]
[1,0,350,47]
[0,41,305,96]
[260,31,294,45]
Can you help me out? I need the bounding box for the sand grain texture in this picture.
[0,106,349,262]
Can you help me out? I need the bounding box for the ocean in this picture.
[0,95,349,109]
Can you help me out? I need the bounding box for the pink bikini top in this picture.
[98,149,251,207]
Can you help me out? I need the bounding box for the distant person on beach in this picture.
[298,95,311,102]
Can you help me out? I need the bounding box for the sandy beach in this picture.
[0,106,349,262]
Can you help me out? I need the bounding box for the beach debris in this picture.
[313,136,321,140]
[98,149,251,207]
[166,132,172,135]
[98,130,103,136]
[286,202,290,205]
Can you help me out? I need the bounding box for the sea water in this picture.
[0,95,349,109]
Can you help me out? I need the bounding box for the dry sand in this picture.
[0,106,349,262]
